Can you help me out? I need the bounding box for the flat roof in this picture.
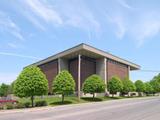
[30,43,140,70]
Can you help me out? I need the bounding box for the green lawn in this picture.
[17,96,128,106]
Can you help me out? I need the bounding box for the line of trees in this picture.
[1,66,160,107]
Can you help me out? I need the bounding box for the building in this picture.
[31,43,140,96]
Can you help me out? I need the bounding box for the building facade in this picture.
[31,43,140,96]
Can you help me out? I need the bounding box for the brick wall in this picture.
[107,59,128,81]
[81,56,96,89]
[38,60,58,93]
[69,58,78,91]
[69,56,96,91]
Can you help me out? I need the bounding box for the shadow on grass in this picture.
[81,97,103,102]
[50,101,72,106]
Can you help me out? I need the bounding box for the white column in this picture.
[104,58,107,85]
[58,58,61,74]
[128,66,130,78]
[78,54,81,100]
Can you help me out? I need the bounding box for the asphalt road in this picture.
[0,97,160,120]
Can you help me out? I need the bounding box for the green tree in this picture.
[121,77,136,97]
[144,82,153,95]
[150,79,160,94]
[135,80,145,96]
[14,66,48,107]
[0,83,10,97]
[52,70,75,103]
[82,74,106,99]
[150,74,160,94]
[108,76,123,97]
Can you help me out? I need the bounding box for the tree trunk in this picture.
[112,94,114,98]
[62,94,64,103]
[93,93,95,99]
[31,95,34,107]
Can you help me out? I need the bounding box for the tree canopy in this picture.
[108,76,123,97]
[0,83,10,97]
[52,70,75,103]
[144,82,153,95]
[121,77,136,95]
[135,80,145,92]
[82,74,106,98]
[150,74,160,93]
[14,66,48,107]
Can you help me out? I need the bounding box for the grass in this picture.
[17,96,131,107]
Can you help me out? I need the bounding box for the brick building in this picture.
[30,43,140,96]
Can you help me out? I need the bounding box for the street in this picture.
[0,97,160,120]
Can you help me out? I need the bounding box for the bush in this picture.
[35,100,47,107]
[5,103,14,109]
[15,102,25,109]
[0,105,4,110]
[23,101,31,108]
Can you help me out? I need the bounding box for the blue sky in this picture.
[0,0,160,84]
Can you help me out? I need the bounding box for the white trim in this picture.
[30,44,140,70]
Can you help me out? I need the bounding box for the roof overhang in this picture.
[30,43,140,70]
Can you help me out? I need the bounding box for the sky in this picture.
[0,0,160,84]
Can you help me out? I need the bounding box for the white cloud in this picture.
[0,52,41,60]
[130,13,160,46]
[118,0,133,9]
[105,1,160,46]
[0,73,18,84]
[20,0,100,39]
[0,11,24,41]
[24,0,63,25]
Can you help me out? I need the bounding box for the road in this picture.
[0,97,160,120]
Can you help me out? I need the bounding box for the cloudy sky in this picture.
[0,0,160,84]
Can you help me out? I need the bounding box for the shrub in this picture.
[108,76,123,97]
[15,102,25,109]
[5,103,14,109]
[23,101,31,108]
[35,100,47,107]
[0,105,4,110]
[82,74,106,99]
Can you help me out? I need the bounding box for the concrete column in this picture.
[58,58,61,74]
[104,58,107,85]
[128,66,130,78]
[78,54,81,100]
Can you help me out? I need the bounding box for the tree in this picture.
[150,79,160,94]
[150,74,160,94]
[82,74,106,99]
[14,66,48,107]
[0,83,10,97]
[52,70,75,103]
[135,80,145,96]
[144,82,153,95]
[121,77,136,97]
[107,76,123,97]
